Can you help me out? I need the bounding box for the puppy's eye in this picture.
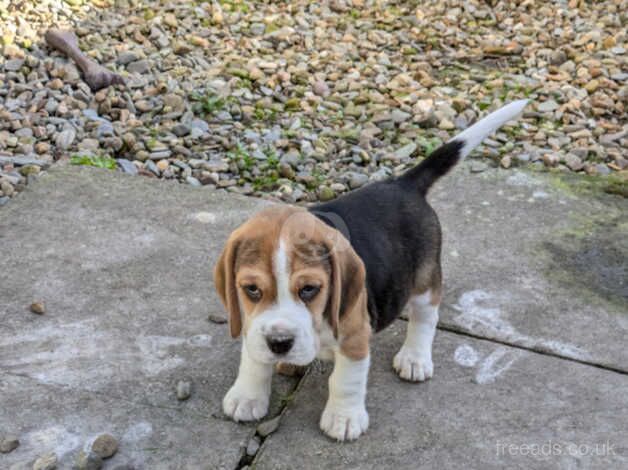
[298,285,320,302]
[243,284,262,301]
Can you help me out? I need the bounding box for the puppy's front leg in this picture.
[320,350,370,441]
[223,340,273,421]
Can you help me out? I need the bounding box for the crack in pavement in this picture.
[436,324,628,376]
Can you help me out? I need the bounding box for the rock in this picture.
[126,60,150,74]
[176,380,192,400]
[246,437,260,456]
[116,51,139,65]
[172,124,190,137]
[347,172,369,189]
[91,434,118,459]
[33,452,57,470]
[29,301,45,314]
[75,450,103,470]
[312,81,330,97]
[318,186,335,201]
[537,100,559,112]
[256,415,281,437]
[549,50,567,65]
[55,129,76,150]
[393,143,417,160]
[208,313,227,324]
[564,154,583,171]
[4,59,24,71]
[470,161,488,173]
[117,159,138,175]
[156,160,169,172]
[1,180,15,197]
[500,155,512,169]
[186,176,201,187]
[0,436,19,453]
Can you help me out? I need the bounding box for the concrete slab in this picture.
[1,164,626,469]
[429,168,627,371]
[255,323,628,470]
[0,166,294,468]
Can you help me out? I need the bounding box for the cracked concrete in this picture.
[1,164,626,469]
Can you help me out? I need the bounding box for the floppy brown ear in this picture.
[327,231,367,340]
[214,238,242,338]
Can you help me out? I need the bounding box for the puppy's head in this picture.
[214,206,366,365]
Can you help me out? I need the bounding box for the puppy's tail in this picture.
[400,99,529,194]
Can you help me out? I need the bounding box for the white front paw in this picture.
[320,403,369,441]
[393,347,433,382]
[223,383,269,422]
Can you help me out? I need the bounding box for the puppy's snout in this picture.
[265,334,295,355]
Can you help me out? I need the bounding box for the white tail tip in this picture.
[450,99,529,159]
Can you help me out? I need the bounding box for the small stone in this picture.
[318,186,335,201]
[55,129,76,150]
[4,59,24,71]
[19,165,40,177]
[246,437,260,456]
[438,118,455,130]
[256,416,281,437]
[1,180,15,197]
[549,50,567,65]
[156,160,169,172]
[176,380,192,400]
[347,172,369,189]
[75,450,102,470]
[91,434,118,459]
[117,159,138,175]
[172,124,190,137]
[564,154,583,171]
[127,60,150,74]
[393,143,417,160]
[186,176,201,187]
[0,436,19,453]
[537,100,559,112]
[163,13,178,28]
[470,161,488,173]
[584,79,599,93]
[116,51,139,65]
[208,313,227,324]
[48,78,64,90]
[33,452,57,470]
[30,301,45,314]
[500,155,512,169]
[312,81,330,97]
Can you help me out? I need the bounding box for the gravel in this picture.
[0,0,626,208]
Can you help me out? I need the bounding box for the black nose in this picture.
[266,334,295,355]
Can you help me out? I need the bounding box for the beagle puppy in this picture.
[214,100,528,441]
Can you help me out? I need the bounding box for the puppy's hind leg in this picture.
[393,289,440,382]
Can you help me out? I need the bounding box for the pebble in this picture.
[256,416,281,437]
[91,433,118,459]
[29,301,46,314]
[32,452,58,470]
[537,100,559,112]
[176,380,192,400]
[246,436,260,456]
[75,450,103,470]
[55,129,76,150]
[393,143,417,160]
[117,159,138,175]
[208,313,227,324]
[126,60,150,74]
[0,436,19,453]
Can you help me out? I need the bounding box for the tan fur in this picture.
[214,205,371,359]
